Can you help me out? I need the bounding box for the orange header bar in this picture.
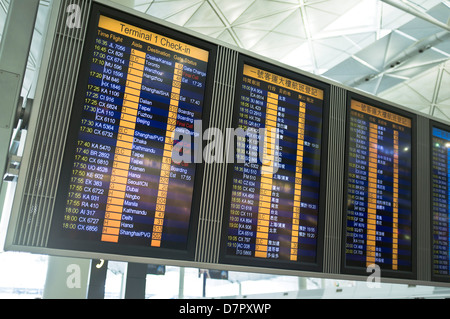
[243,64,324,100]
[351,100,411,128]
[98,15,209,63]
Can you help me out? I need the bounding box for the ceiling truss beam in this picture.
[380,0,450,32]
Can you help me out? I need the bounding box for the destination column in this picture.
[290,101,306,261]
[151,62,184,248]
[101,48,146,243]
[392,130,399,270]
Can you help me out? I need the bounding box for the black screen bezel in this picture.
[340,91,417,280]
[47,3,217,262]
[218,54,330,273]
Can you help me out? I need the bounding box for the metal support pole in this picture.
[178,267,185,299]
[0,0,40,224]
[202,272,207,298]
[87,259,108,299]
[124,262,147,299]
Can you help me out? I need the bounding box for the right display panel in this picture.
[431,122,450,282]
[342,94,415,279]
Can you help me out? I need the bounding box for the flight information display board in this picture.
[48,5,215,260]
[342,96,414,278]
[431,123,450,281]
[219,58,328,271]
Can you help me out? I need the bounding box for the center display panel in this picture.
[219,57,329,271]
[47,4,215,260]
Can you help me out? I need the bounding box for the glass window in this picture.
[0,252,48,299]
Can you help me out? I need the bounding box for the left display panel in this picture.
[47,4,216,261]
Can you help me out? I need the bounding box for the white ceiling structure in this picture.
[129,0,450,120]
[0,0,449,119]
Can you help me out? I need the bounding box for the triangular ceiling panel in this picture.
[322,57,377,83]
[379,1,415,31]
[134,3,152,13]
[427,2,450,21]
[232,0,298,26]
[344,32,377,49]
[413,105,432,115]
[374,74,406,94]
[213,0,255,25]
[311,41,358,71]
[354,76,382,95]
[280,43,314,71]
[434,40,450,56]
[397,2,450,40]
[382,31,418,66]
[164,2,204,26]
[251,32,301,50]
[272,0,299,3]
[397,17,441,39]
[318,0,376,34]
[354,32,415,71]
[188,26,227,38]
[438,97,450,110]
[314,35,356,54]
[404,67,440,102]
[271,9,307,39]
[306,0,361,19]
[233,8,297,31]
[437,67,450,104]
[183,1,225,28]
[143,0,203,20]
[251,33,306,60]
[433,106,450,121]
[304,5,342,35]
[216,29,239,47]
[233,27,271,50]
[379,84,431,111]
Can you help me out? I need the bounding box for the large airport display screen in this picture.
[431,123,450,281]
[48,5,215,260]
[343,97,414,277]
[219,58,328,271]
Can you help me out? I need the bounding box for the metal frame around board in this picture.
[4,0,450,287]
